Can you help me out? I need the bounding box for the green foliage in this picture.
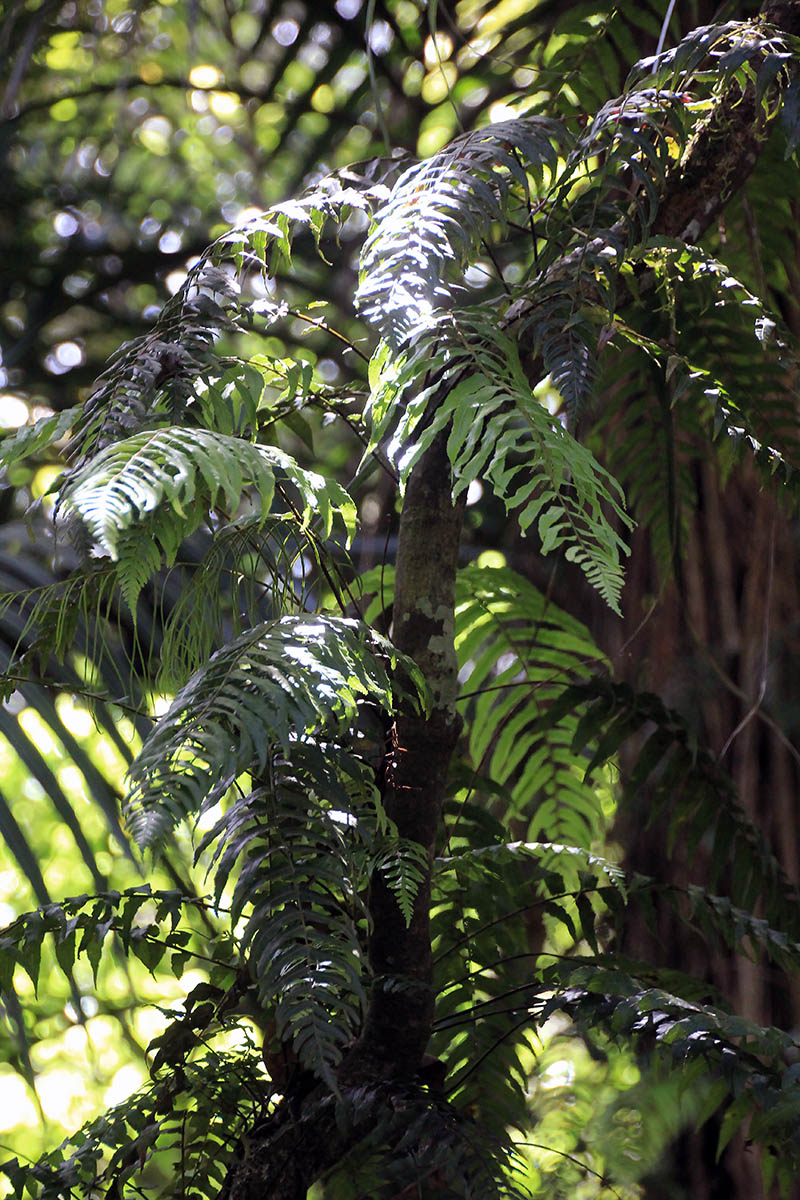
[2,1047,266,1200]
[59,427,356,611]
[3,3,800,1197]
[0,886,212,996]
[356,118,566,347]
[125,615,426,848]
[197,750,428,1086]
[367,326,632,610]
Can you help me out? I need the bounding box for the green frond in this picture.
[356,117,566,347]
[66,160,399,471]
[362,561,613,844]
[1,1044,264,1199]
[124,616,426,849]
[69,260,243,465]
[367,326,632,609]
[372,838,429,927]
[58,428,356,611]
[0,564,117,675]
[155,514,314,690]
[590,345,697,582]
[627,18,797,97]
[540,679,800,934]
[201,760,372,1085]
[536,957,800,1173]
[454,564,613,844]
[628,240,800,465]
[193,741,429,1084]
[430,836,800,1172]
[0,886,207,995]
[0,407,79,471]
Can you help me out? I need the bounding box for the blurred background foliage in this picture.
[1,0,797,1196]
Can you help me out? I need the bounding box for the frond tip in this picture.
[356,117,566,347]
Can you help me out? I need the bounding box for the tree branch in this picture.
[654,0,800,243]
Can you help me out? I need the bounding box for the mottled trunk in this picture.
[349,430,464,1078]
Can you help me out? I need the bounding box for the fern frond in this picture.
[65,159,401,471]
[536,958,800,1173]
[69,260,242,464]
[155,514,314,690]
[362,561,612,844]
[540,679,800,934]
[199,755,372,1086]
[368,324,631,609]
[188,734,430,1086]
[124,616,426,849]
[58,428,356,611]
[0,886,210,995]
[1,1044,264,1200]
[356,118,566,347]
[454,564,612,844]
[590,344,698,582]
[627,18,797,96]
[0,406,79,471]
[430,834,800,1174]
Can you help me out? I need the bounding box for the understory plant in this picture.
[3,8,800,1197]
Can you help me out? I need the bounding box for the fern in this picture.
[627,19,797,96]
[356,118,566,347]
[58,428,356,611]
[195,744,427,1086]
[533,678,800,934]
[154,514,314,690]
[453,564,614,843]
[366,325,632,610]
[430,837,800,1175]
[0,406,79,471]
[124,615,425,849]
[0,886,214,996]
[363,562,613,845]
[1,1046,265,1200]
[7,8,800,1196]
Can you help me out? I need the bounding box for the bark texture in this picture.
[348,429,465,1079]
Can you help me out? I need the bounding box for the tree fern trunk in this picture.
[350,429,464,1079]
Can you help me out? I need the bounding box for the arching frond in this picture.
[367,327,632,609]
[67,160,400,468]
[154,514,316,690]
[627,18,798,96]
[0,406,79,471]
[363,561,613,840]
[454,564,611,844]
[356,118,566,347]
[0,886,210,996]
[125,616,426,849]
[539,679,800,934]
[2,1044,264,1200]
[58,428,356,611]
[196,744,427,1086]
